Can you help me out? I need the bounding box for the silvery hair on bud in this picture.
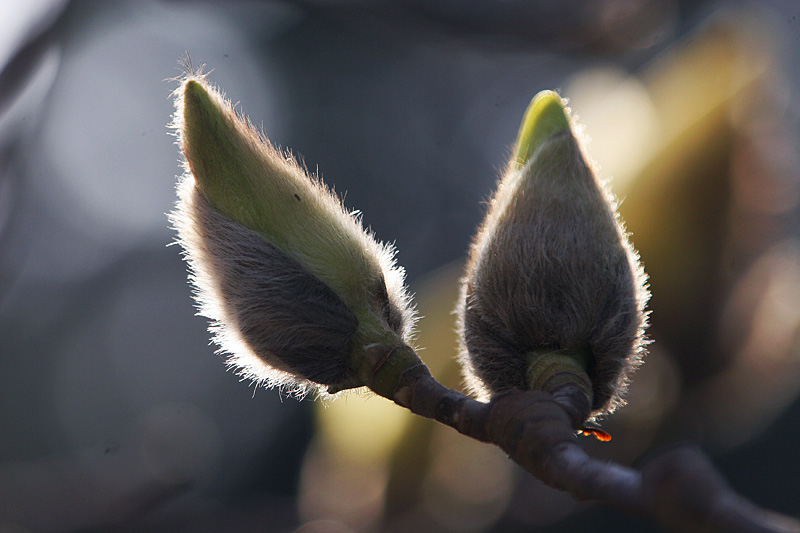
[169,66,418,396]
[171,180,359,395]
[457,129,649,417]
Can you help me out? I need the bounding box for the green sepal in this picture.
[512,90,571,169]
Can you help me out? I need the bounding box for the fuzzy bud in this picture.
[457,91,649,419]
[170,73,416,396]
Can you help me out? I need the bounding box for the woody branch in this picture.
[368,351,800,533]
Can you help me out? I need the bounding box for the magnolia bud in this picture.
[170,74,416,395]
[457,91,649,419]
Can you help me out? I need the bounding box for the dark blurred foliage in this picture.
[1,1,799,532]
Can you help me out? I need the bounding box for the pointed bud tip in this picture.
[183,77,207,100]
[178,77,245,216]
[513,90,571,168]
[181,78,216,125]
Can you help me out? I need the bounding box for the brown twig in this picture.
[374,351,800,533]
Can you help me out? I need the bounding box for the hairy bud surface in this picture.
[171,73,416,395]
[457,91,649,417]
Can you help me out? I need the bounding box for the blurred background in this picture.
[1,0,799,531]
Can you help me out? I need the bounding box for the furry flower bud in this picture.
[457,91,649,419]
[170,74,415,395]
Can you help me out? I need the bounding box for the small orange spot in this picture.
[579,427,612,442]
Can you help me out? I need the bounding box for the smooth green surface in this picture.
[525,349,593,400]
[182,79,271,233]
[512,90,571,168]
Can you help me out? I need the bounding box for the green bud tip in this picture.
[172,71,422,398]
[456,87,649,421]
[512,90,571,169]
[180,77,262,229]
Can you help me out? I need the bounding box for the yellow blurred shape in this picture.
[410,261,465,381]
[565,68,658,193]
[316,394,413,466]
[566,9,776,198]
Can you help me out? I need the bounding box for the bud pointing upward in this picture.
[172,73,417,395]
[457,90,649,421]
